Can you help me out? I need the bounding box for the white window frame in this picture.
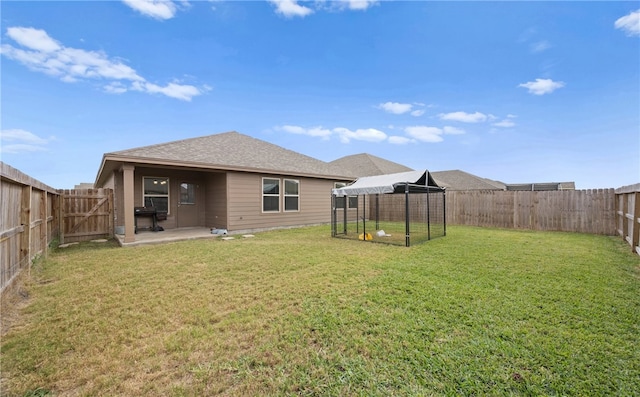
[143,176,170,214]
[334,182,357,210]
[283,179,300,212]
[262,177,280,213]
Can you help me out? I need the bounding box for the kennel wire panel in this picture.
[332,192,445,247]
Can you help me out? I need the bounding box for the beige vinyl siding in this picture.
[205,172,227,229]
[227,171,334,231]
[333,195,370,223]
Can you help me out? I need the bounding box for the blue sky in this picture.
[1,1,638,189]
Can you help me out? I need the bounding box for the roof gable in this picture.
[431,170,505,191]
[104,131,350,179]
[329,153,413,177]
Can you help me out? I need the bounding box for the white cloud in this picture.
[438,111,488,123]
[0,129,54,153]
[340,0,378,11]
[333,127,387,143]
[122,0,179,20]
[268,0,314,18]
[378,102,413,115]
[443,126,465,135]
[277,122,468,145]
[277,125,386,143]
[530,40,551,53]
[269,0,377,18]
[277,125,332,139]
[615,9,640,37]
[518,78,565,95]
[492,115,517,128]
[404,126,443,143]
[388,136,414,145]
[0,144,49,154]
[6,26,61,52]
[131,81,205,101]
[104,82,128,94]
[1,26,206,101]
[492,120,515,128]
[279,125,306,134]
[1,129,50,144]
[378,101,426,116]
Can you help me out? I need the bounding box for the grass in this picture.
[1,226,639,396]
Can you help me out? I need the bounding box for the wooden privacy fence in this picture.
[60,188,113,244]
[615,184,640,255]
[1,163,60,293]
[1,162,114,293]
[446,189,616,235]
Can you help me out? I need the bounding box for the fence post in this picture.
[443,189,447,236]
[633,190,640,255]
[426,187,431,240]
[405,182,410,247]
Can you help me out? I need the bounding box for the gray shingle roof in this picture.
[431,170,506,191]
[506,182,576,191]
[329,153,413,178]
[108,131,351,179]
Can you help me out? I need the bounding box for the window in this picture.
[334,182,346,209]
[334,182,357,209]
[348,196,359,209]
[143,177,169,213]
[180,182,196,204]
[284,179,299,211]
[262,178,280,212]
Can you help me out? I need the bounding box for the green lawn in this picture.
[2,226,639,396]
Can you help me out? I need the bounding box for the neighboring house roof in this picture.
[506,182,576,191]
[432,170,577,191]
[95,131,352,186]
[431,170,506,191]
[329,153,414,177]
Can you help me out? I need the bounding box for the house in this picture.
[329,153,413,177]
[329,155,575,191]
[94,131,353,243]
[328,155,504,190]
[430,170,506,191]
[505,182,576,191]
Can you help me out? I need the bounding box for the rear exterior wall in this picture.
[226,171,335,232]
[205,172,228,230]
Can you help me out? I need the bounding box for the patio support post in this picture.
[122,164,136,243]
[405,182,410,247]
